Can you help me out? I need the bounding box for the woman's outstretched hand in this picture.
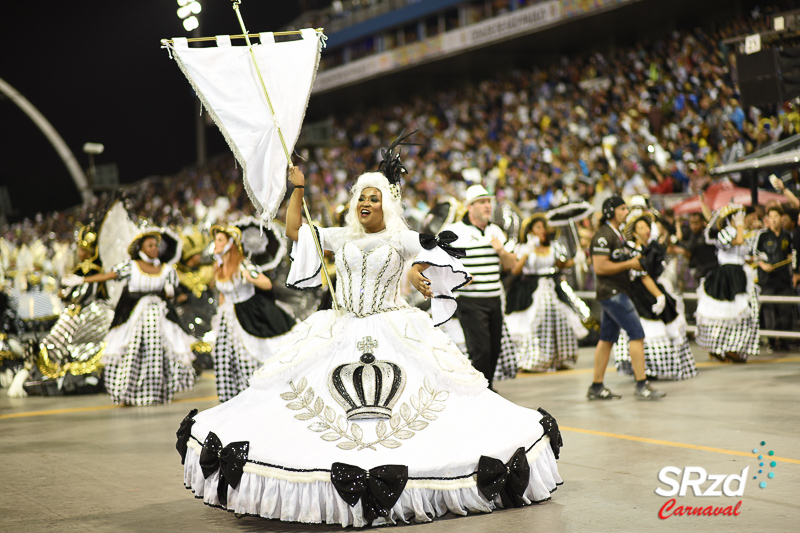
[408,264,432,299]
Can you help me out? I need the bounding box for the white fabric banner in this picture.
[169,29,323,221]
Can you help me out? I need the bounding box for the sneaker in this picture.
[587,386,622,400]
[635,382,666,401]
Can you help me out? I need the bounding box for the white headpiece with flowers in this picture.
[343,130,419,238]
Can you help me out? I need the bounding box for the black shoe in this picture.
[587,386,622,400]
[634,382,666,401]
[726,352,747,363]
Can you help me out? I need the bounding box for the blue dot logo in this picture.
[753,441,777,488]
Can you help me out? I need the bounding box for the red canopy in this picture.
[672,181,790,214]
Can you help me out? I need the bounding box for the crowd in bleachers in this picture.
[3,4,800,337]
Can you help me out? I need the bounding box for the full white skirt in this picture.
[182,306,562,526]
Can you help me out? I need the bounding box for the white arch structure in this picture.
[0,75,93,204]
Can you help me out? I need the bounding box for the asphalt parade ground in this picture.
[1,342,797,533]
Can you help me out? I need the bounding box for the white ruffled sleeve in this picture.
[412,234,472,327]
[286,224,326,290]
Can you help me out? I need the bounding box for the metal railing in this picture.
[573,291,800,339]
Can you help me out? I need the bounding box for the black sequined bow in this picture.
[419,231,466,258]
[175,409,198,465]
[476,447,531,508]
[199,432,249,507]
[537,407,563,460]
[331,462,408,523]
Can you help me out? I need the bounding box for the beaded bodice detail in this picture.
[334,241,408,317]
[216,270,255,304]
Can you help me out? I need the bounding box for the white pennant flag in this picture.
[167,29,324,222]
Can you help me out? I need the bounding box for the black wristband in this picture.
[294,185,304,189]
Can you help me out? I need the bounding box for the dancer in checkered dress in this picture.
[696,205,759,362]
[506,215,588,372]
[613,210,697,380]
[209,225,295,402]
[76,230,196,405]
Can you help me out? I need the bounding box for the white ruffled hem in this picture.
[640,315,687,343]
[696,266,757,322]
[104,296,195,365]
[182,437,560,527]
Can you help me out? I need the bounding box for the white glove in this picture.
[164,284,175,298]
[61,274,83,287]
[769,174,784,191]
[574,250,587,269]
[731,210,745,227]
[651,294,666,315]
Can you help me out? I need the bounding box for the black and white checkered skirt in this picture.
[210,305,264,403]
[506,278,588,372]
[103,297,196,405]
[614,324,698,380]
[696,265,760,359]
[493,321,518,381]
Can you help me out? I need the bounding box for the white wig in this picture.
[343,172,408,238]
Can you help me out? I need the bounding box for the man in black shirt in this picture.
[754,206,796,350]
[587,197,666,401]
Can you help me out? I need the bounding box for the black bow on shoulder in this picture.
[419,231,466,258]
[476,447,531,508]
[331,462,408,523]
[176,409,198,465]
[199,432,249,508]
[537,407,563,460]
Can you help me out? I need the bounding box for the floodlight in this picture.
[183,16,199,31]
[83,142,104,155]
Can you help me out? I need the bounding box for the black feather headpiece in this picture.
[378,129,419,199]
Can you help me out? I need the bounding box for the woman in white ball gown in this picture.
[177,136,562,527]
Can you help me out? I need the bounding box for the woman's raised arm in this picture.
[285,166,305,242]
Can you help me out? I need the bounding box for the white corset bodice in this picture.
[516,240,567,276]
[334,241,408,317]
[216,273,255,304]
[113,260,176,293]
[717,244,748,266]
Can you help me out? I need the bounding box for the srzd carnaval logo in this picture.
[655,466,748,519]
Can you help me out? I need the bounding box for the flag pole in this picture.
[160,29,323,46]
[230,0,338,310]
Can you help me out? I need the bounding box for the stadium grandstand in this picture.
[3,3,800,529]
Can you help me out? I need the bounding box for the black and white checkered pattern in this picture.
[696,285,760,360]
[212,312,261,402]
[493,321,518,381]
[104,303,195,406]
[614,328,698,380]
[514,287,579,373]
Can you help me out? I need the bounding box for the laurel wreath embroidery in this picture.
[281,376,448,451]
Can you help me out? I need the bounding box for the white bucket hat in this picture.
[464,184,494,206]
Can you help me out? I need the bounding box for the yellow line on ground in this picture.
[0,395,218,420]
[560,425,800,465]
[2,394,796,468]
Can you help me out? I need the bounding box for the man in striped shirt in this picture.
[446,185,516,389]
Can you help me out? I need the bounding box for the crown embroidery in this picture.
[328,337,406,420]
